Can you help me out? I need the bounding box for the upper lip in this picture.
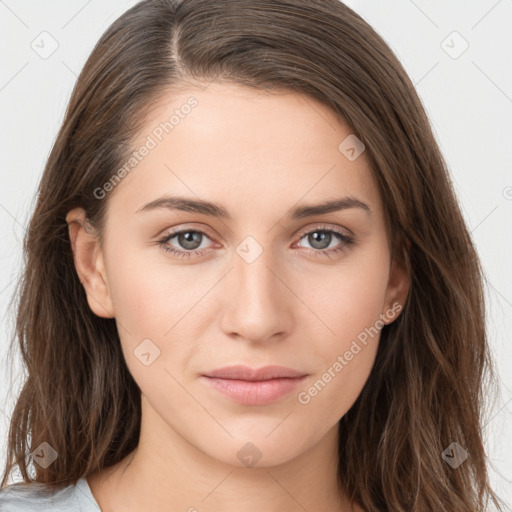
[202,365,307,381]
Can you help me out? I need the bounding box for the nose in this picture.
[219,241,294,344]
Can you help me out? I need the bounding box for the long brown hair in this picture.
[1,0,507,509]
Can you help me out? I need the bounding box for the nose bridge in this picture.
[220,234,292,342]
[236,235,277,299]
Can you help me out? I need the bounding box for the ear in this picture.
[65,207,115,318]
[381,238,410,325]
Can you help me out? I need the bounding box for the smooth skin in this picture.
[66,82,409,512]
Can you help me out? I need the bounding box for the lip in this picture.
[201,365,308,405]
[203,365,307,381]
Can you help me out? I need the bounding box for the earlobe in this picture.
[65,207,115,318]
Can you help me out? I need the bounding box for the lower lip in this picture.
[200,376,307,405]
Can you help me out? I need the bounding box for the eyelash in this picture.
[157,224,355,260]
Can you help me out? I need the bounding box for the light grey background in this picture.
[1,0,511,505]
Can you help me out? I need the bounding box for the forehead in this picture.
[107,81,382,221]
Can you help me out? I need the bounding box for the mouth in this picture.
[200,365,308,405]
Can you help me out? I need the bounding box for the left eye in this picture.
[158,227,354,259]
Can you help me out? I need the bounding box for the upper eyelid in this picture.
[294,223,352,239]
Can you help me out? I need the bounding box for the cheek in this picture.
[296,285,384,423]
[301,242,390,343]
[294,244,389,413]
[103,243,215,389]
[106,244,197,335]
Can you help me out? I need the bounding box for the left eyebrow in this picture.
[135,195,371,220]
[289,196,371,219]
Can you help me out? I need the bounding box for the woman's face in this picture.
[69,82,408,468]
